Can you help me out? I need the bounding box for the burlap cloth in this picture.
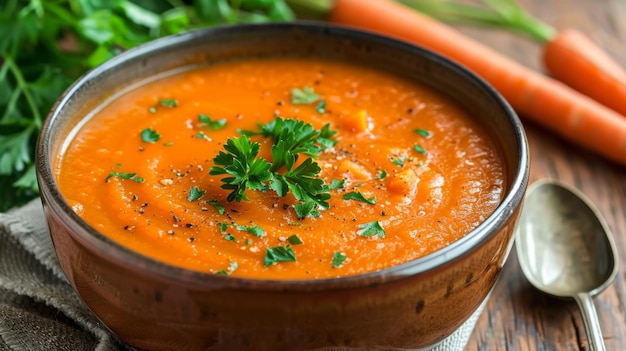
[0,199,485,351]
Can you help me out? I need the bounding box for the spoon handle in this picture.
[574,293,606,351]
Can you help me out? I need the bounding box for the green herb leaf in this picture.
[316,100,326,114]
[158,99,177,107]
[105,171,144,183]
[357,220,386,238]
[391,155,406,167]
[414,128,431,137]
[224,234,236,242]
[291,86,321,104]
[198,114,227,130]
[210,135,273,202]
[413,144,427,155]
[328,179,345,190]
[376,169,387,180]
[287,234,303,245]
[206,200,225,214]
[219,222,228,233]
[234,224,266,237]
[332,251,347,268]
[342,191,376,205]
[140,128,161,143]
[264,245,296,266]
[187,186,205,201]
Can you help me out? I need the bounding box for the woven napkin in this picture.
[0,199,483,351]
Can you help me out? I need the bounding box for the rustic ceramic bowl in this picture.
[37,23,529,351]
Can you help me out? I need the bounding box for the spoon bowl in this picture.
[516,179,618,351]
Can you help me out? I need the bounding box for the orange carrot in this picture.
[328,0,626,166]
[543,29,626,118]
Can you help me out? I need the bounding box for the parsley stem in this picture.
[3,57,43,128]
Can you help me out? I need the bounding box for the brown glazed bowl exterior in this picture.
[37,23,529,351]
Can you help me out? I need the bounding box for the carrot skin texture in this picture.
[544,29,626,118]
[329,0,626,166]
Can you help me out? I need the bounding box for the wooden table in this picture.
[462,0,626,350]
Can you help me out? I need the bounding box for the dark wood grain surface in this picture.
[462,1,626,350]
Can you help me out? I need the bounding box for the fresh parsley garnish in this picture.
[287,234,303,245]
[198,114,227,130]
[206,200,225,215]
[224,234,236,242]
[316,100,327,114]
[216,261,238,275]
[332,251,347,268]
[391,155,406,167]
[158,99,177,107]
[212,117,338,219]
[210,135,273,202]
[328,179,345,190]
[291,86,321,104]
[264,245,296,266]
[413,144,427,155]
[105,171,144,183]
[234,224,266,237]
[342,191,376,205]
[357,220,386,238]
[187,186,205,201]
[414,128,431,137]
[140,128,161,143]
[376,169,387,180]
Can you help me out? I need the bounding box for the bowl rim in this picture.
[37,22,529,291]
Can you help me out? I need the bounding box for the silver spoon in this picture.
[515,179,618,351]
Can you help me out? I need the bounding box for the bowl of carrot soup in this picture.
[37,23,528,350]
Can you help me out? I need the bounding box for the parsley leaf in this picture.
[105,171,144,183]
[291,86,320,104]
[316,100,326,114]
[287,234,303,245]
[264,245,296,266]
[187,186,205,201]
[198,114,227,130]
[206,200,225,214]
[414,128,431,137]
[234,224,266,237]
[342,191,376,205]
[158,99,177,107]
[140,128,161,143]
[413,144,427,155]
[391,155,406,167]
[357,220,386,238]
[328,179,345,190]
[376,169,387,180]
[209,135,273,202]
[332,251,347,268]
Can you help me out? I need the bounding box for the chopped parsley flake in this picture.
[234,224,266,237]
[219,222,228,233]
[264,245,296,266]
[187,186,205,201]
[316,100,327,114]
[357,220,386,238]
[198,114,227,130]
[105,171,144,183]
[216,261,238,275]
[224,234,236,242]
[342,191,376,205]
[332,251,347,268]
[158,99,177,107]
[287,234,303,245]
[413,144,427,155]
[414,128,431,137]
[376,169,387,180]
[206,200,225,214]
[291,86,321,104]
[140,128,161,143]
[328,179,345,190]
[391,155,406,167]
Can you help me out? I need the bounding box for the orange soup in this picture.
[57,57,505,279]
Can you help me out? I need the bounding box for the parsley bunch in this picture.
[0,0,294,211]
[210,117,337,219]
